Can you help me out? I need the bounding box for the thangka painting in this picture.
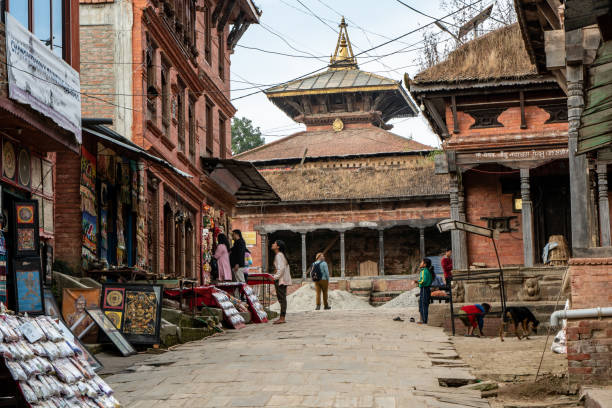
[62,288,100,343]
[12,258,44,314]
[82,211,97,253]
[12,201,40,258]
[100,283,162,344]
[80,146,96,195]
[0,230,7,305]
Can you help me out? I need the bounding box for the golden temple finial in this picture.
[330,17,358,70]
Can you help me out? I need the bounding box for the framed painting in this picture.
[43,288,61,319]
[100,283,163,345]
[85,307,136,357]
[12,200,40,258]
[62,288,100,343]
[12,257,44,314]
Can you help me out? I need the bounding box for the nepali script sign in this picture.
[5,12,81,143]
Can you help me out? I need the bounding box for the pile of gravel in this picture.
[380,287,420,308]
[270,283,372,313]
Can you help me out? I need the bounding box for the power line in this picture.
[394,0,461,28]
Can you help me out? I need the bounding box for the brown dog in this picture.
[499,307,539,342]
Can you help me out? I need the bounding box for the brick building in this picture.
[514,0,612,385]
[55,0,267,282]
[0,2,81,308]
[409,24,569,269]
[233,20,451,278]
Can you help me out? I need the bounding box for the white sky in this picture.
[229,0,449,149]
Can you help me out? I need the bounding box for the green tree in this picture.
[231,117,265,155]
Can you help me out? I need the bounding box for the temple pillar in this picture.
[340,231,346,278]
[419,227,425,258]
[378,229,385,276]
[301,232,307,279]
[520,168,535,267]
[597,164,611,246]
[450,173,468,269]
[567,65,590,250]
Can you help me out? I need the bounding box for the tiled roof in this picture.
[259,163,449,202]
[265,69,399,95]
[234,128,432,162]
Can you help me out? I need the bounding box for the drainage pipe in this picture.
[550,307,612,327]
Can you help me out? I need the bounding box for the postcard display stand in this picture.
[211,291,246,329]
[241,285,268,323]
[0,313,120,407]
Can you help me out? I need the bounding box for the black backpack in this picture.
[311,262,322,282]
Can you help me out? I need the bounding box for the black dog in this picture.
[499,306,539,341]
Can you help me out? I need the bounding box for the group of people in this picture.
[417,249,491,336]
[213,230,251,284]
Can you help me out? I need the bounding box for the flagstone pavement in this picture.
[104,309,490,407]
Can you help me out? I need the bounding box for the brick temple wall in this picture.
[566,258,612,385]
[234,199,450,276]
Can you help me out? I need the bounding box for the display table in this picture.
[86,267,158,282]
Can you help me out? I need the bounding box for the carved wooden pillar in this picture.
[340,231,346,278]
[450,173,468,269]
[597,164,611,247]
[179,218,186,277]
[378,229,385,276]
[419,227,425,258]
[301,232,307,279]
[520,168,535,267]
[261,233,268,274]
[567,65,590,250]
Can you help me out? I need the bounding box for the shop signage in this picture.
[5,12,82,143]
[457,148,569,165]
[243,231,257,247]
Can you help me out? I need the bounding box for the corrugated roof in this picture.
[234,127,432,162]
[266,69,399,95]
[259,163,449,202]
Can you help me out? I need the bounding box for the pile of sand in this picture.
[270,284,372,313]
[380,287,420,308]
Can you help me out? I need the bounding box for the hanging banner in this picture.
[5,12,81,143]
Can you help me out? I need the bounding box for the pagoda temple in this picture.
[233,19,451,283]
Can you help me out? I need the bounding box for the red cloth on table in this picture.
[441,256,453,279]
[460,305,483,328]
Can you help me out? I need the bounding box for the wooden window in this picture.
[161,61,171,136]
[6,0,64,58]
[188,95,196,162]
[146,36,158,115]
[218,33,225,80]
[206,101,213,156]
[219,114,227,159]
[204,2,212,64]
[177,80,186,153]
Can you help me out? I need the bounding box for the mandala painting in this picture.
[103,287,125,310]
[17,205,35,224]
[123,291,156,335]
[104,311,123,329]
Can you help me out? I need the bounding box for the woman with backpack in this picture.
[416,258,434,324]
[272,239,292,324]
[311,252,330,310]
[214,233,232,281]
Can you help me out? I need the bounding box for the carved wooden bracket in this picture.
[542,104,568,123]
[464,108,505,129]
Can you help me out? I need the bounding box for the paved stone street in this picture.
[105,309,489,407]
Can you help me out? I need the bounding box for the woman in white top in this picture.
[272,239,292,324]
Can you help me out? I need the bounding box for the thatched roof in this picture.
[259,160,449,202]
[412,24,541,86]
[234,127,432,162]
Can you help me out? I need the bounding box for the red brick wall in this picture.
[566,258,612,385]
[463,170,524,267]
[79,25,115,122]
[233,199,450,275]
[54,151,83,272]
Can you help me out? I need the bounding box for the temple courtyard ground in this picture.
[99,309,577,407]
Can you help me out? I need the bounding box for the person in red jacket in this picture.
[441,249,453,287]
[458,303,491,337]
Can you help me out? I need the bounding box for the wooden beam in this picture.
[228,22,250,50]
[545,30,566,69]
[537,0,561,29]
[423,98,450,139]
[520,91,527,129]
[451,95,459,134]
[217,0,237,31]
[211,0,225,27]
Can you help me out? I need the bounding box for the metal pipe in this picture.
[550,307,612,327]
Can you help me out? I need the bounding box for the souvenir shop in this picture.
[79,130,147,273]
[201,203,232,284]
[0,136,55,313]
